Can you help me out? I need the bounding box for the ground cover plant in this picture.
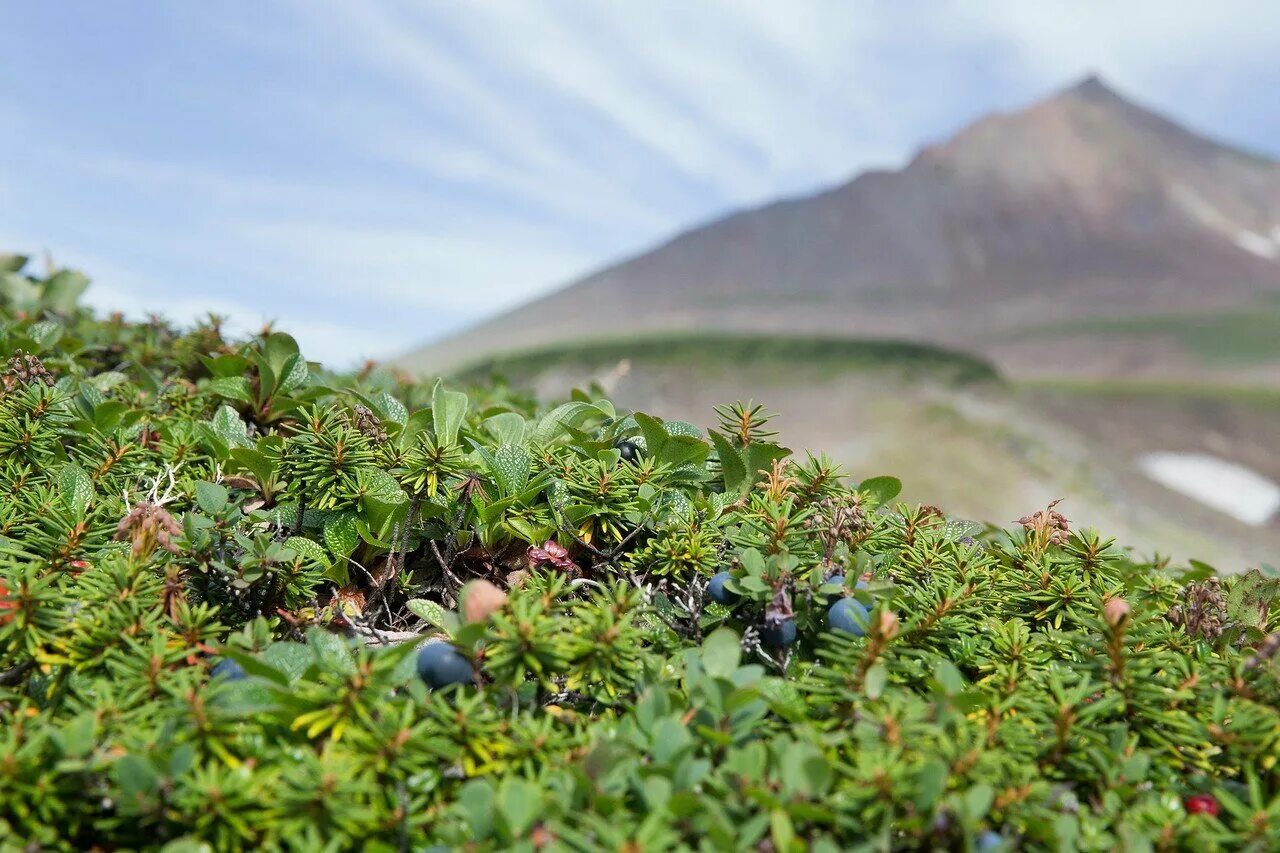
[2,254,1280,851]
[452,334,998,386]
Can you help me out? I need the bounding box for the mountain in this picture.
[399,76,1280,382]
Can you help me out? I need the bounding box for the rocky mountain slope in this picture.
[400,76,1280,383]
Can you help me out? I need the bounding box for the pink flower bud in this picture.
[1103,597,1130,627]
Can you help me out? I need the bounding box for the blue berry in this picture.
[828,597,870,636]
[417,642,473,689]
[761,618,797,647]
[823,573,846,602]
[707,571,738,605]
[210,658,246,681]
[615,440,640,462]
[825,574,873,602]
[976,830,1004,851]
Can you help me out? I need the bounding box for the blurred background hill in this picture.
[399,78,1280,569]
[403,77,1280,385]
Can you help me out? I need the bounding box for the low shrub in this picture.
[2,255,1279,851]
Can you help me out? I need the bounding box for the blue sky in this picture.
[3,2,1279,365]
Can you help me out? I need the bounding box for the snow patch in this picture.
[1234,230,1279,259]
[1138,452,1280,526]
[1169,185,1279,261]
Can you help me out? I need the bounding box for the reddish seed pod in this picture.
[462,579,508,624]
[1103,597,1130,627]
[0,580,15,626]
[1185,794,1219,817]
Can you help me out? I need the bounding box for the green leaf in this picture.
[702,627,741,679]
[323,511,360,558]
[58,463,93,520]
[0,272,40,311]
[193,481,229,515]
[963,783,994,821]
[212,405,250,447]
[780,742,831,797]
[375,391,408,426]
[307,627,354,674]
[284,536,329,566]
[498,778,541,836]
[739,548,765,576]
[864,662,888,699]
[278,353,308,392]
[28,320,63,349]
[659,434,710,469]
[431,380,469,446]
[933,660,966,696]
[915,758,949,811]
[358,467,405,501]
[41,269,90,314]
[483,411,525,445]
[93,400,129,432]
[664,420,702,438]
[55,712,97,758]
[261,641,316,683]
[219,648,289,685]
[407,598,459,636]
[709,431,748,495]
[642,776,673,811]
[770,809,795,853]
[263,332,300,377]
[457,781,496,840]
[741,441,790,484]
[858,475,902,508]
[491,444,532,496]
[633,412,669,458]
[207,377,253,404]
[228,447,275,485]
[111,754,160,800]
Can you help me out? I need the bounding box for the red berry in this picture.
[0,581,15,626]
[1185,794,1219,817]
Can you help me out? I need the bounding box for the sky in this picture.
[3,2,1280,366]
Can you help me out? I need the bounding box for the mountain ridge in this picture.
[399,75,1280,382]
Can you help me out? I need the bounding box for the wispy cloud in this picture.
[1,2,1277,366]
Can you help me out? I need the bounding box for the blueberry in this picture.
[761,618,797,647]
[615,440,640,462]
[828,597,870,636]
[825,574,872,604]
[210,658,247,681]
[417,642,473,689]
[707,571,738,605]
[976,830,1004,851]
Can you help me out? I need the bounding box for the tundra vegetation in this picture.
[2,255,1280,851]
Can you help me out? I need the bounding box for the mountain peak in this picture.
[912,71,1231,180]
[1064,72,1118,100]
[400,77,1280,377]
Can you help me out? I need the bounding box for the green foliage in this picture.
[2,256,1280,850]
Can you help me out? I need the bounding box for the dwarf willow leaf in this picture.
[58,463,94,520]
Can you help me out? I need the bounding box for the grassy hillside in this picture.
[455,333,999,384]
[1006,296,1280,367]
[454,333,1280,571]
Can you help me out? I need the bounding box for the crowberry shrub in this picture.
[1,255,1279,850]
